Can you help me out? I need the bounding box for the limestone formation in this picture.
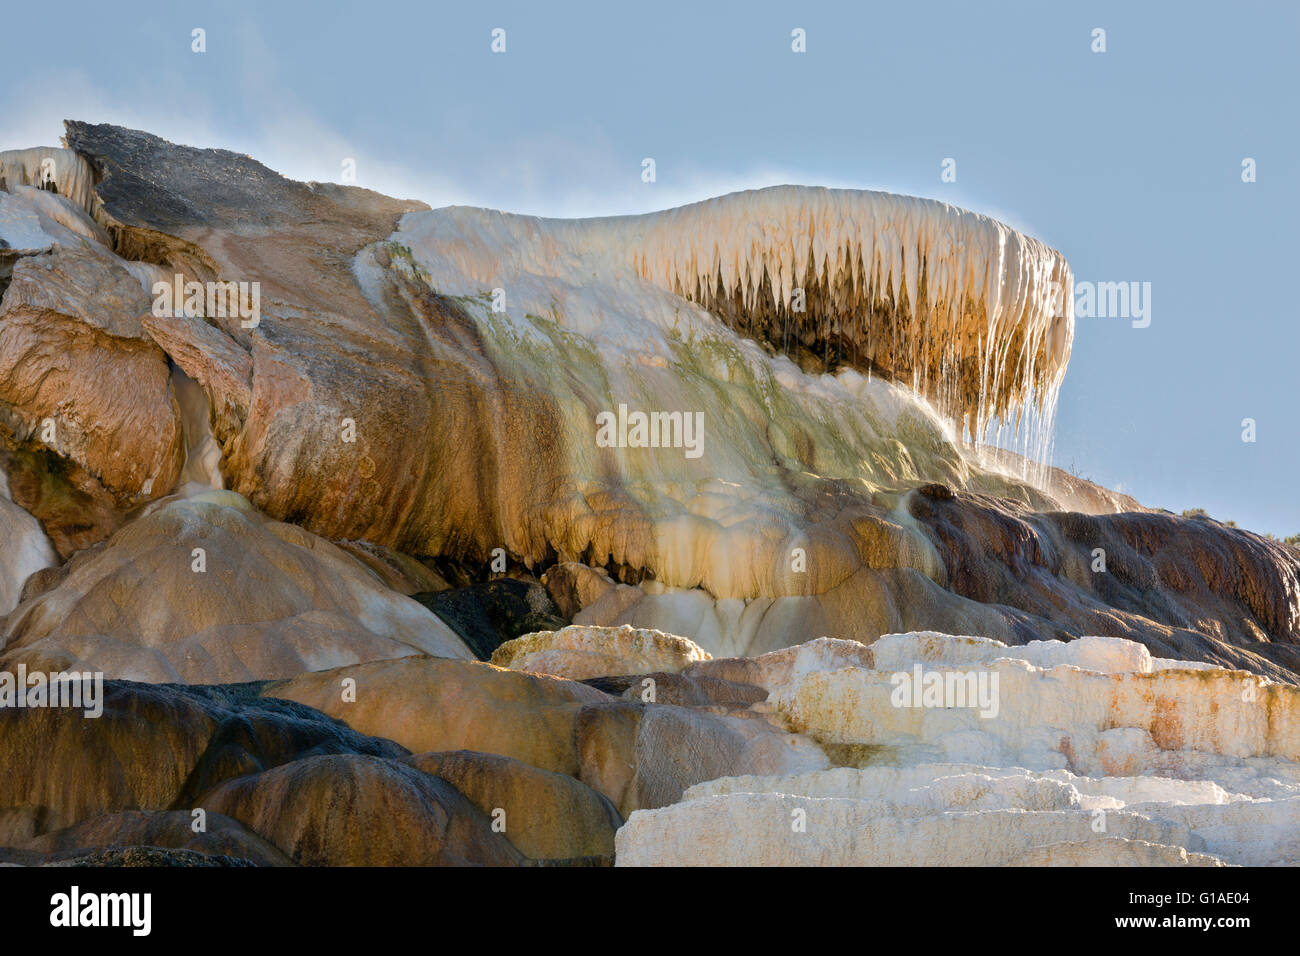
[261,657,610,776]
[401,185,1074,440]
[0,148,101,220]
[0,680,405,839]
[615,631,1300,866]
[0,491,472,682]
[617,795,1199,867]
[260,655,827,818]
[0,241,184,506]
[568,495,1300,679]
[492,623,712,680]
[0,123,1289,686]
[767,633,1300,770]
[1,122,1296,872]
[406,750,622,861]
[199,754,523,867]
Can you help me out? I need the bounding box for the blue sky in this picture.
[4,0,1296,534]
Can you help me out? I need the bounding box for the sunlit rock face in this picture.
[492,624,712,681]
[0,241,185,502]
[5,121,1297,871]
[405,750,623,861]
[0,174,185,502]
[1,121,1293,682]
[4,627,1291,866]
[399,186,1074,446]
[50,124,1069,564]
[571,490,1300,680]
[767,632,1300,769]
[0,491,473,682]
[261,654,830,820]
[615,632,1300,867]
[261,657,611,777]
[0,154,193,557]
[376,191,1076,600]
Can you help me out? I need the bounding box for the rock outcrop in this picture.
[406,750,622,861]
[1,122,1296,871]
[0,179,185,556]
[261,657,609,776]
[0,243,185,502]
[581,700,829,818]
[0,681,405,839]
[259,654,828,819]
[0,491,472,682]
[569,493,1300,680]
[0,122,1291,686]
[492,623,711,680]
[615,632,1300,866]
[0,678,605,865]
[198,753,523,867]
[411,577,566,660]
[2,619,1293,867]
[0,474,54,615]
[0,148,101,221]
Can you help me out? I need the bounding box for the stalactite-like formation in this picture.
[420,186,1073,455]
[0,147,101,220]
[606,187,1074,444]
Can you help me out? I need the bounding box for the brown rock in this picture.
[583,671,767,709]
[575,699,829,818]
[199,753,521,866]
[1,491,472,682]
[0,245,184,504]
[0,680,404,837]
[406,750,621,861]
[0,446,128,558]
[261,656,609,776]
[543,562,618,618]
[334,539,450,595]
[139,311,252,442]
[41,122,1300,685]
[22,810,293,866]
